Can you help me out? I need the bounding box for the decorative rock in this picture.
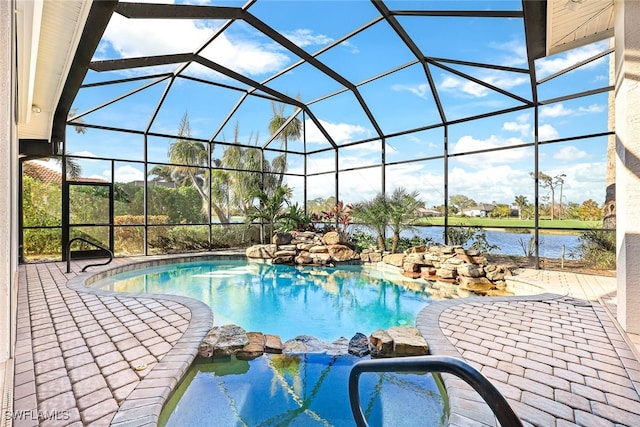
[275,250,297,257]
[265,334,284,354]
[246,244,277,259]
[309,245,329,253]
[369,329,394,358]
[458,276,495,293]
[295,252,313,265]
[348,333,371,357]
[386,326,429,356]
[278,244,297,251]
[272,255,294,264]
[402,271,421,279]
[403,262,420,273]
[368,252,382,263]
[273,232,293,245]
[284,335,330,354]
[436,266,457,279]
[457,263,484,278]
[383,253,405,267]
[200,324,249,358]
[236,332,265,360]
[404,253,424,264]
[484,264,512,281]
[322,231,342,245]
[327,337,350,356]
[406,246,428,254]
[328,244,357,262]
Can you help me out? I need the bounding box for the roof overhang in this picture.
[546,0,615,56]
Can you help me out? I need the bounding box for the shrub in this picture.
[570,229,616,270]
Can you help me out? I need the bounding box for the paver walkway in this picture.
[11,258,212,426]
[417,270,640,427]
[8,255,640,427]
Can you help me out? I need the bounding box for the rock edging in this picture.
[198,324,429,360]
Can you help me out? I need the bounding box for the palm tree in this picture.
[351,193,390,252]
[514,195,528,220]
[387,188,423,253]
[247,184,292,243]
[168,111,228,223]
[269,101,302,188]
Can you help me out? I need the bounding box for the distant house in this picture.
[417,207,442,217]
[23,160,108,184]
[461,203,495,217]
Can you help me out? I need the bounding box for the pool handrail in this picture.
[66,237,114,273]
[348,355,523,427]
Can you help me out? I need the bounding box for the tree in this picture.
[449,194,476,215]
[167,112,228,223]
[577,199,603,221]
[514,195,528,220]
[269,101,302,188]
[351,193,390,252]
[247,185,292,243]
[530,171,565,220]
[387,188,423,253]
[490,204,511,218]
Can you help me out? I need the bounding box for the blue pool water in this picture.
[93,259,450,426]
[92,259,449,341]
[159,354,446,427]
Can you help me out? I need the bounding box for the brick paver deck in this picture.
[9,255,640,426]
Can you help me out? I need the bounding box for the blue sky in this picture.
[61,0,612,209]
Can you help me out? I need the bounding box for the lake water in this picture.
[408,226,581,259]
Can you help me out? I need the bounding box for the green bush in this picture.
[570,229,616,270]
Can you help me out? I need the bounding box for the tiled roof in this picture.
[23,160,108,184]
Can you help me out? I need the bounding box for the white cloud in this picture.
[98,12,290,78]
[72,150,98,159]
[535,41,610,78]
[391,83,430,99]
[106,165,145,183]
[490,39,528,67]
[578,104,605,114]
[503,120,530,137]
[283,29,333,48]
[553,146,588,161]
[304,119,370,145]
[438,73,527,98]
[451,135,530,166]
[538,124,559,141]
[540,104,572,118]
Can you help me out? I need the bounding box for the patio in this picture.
[6,256,640,426]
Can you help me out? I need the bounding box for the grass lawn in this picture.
[419,217,602,230]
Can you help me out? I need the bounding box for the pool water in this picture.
[92,259,449,341]
[158,354,447,427]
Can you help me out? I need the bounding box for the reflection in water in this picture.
[93,260,459,341]
[159,354,446,427]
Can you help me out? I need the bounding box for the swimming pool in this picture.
[91,257,454,425]
[91,258,456,341]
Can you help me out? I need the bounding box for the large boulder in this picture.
[328,244,358,262]
[265,334,283,354]
[383,253,405,267]
[199,324,249,358]
[322,231,342,245]
[386,327,429,356]
[246,244,277,259]
[236,332,265,360]
[273,232,293,245]
[484,264,512,281]
[457,263,484,278]
[369,329,394,358]
[458,276,495,294]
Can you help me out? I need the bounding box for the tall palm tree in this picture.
[269,101,302,188]
[514,195,528,220]
[247,184,292,243]
[168,112,228,223]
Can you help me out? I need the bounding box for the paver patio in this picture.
[9,255,640,426]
